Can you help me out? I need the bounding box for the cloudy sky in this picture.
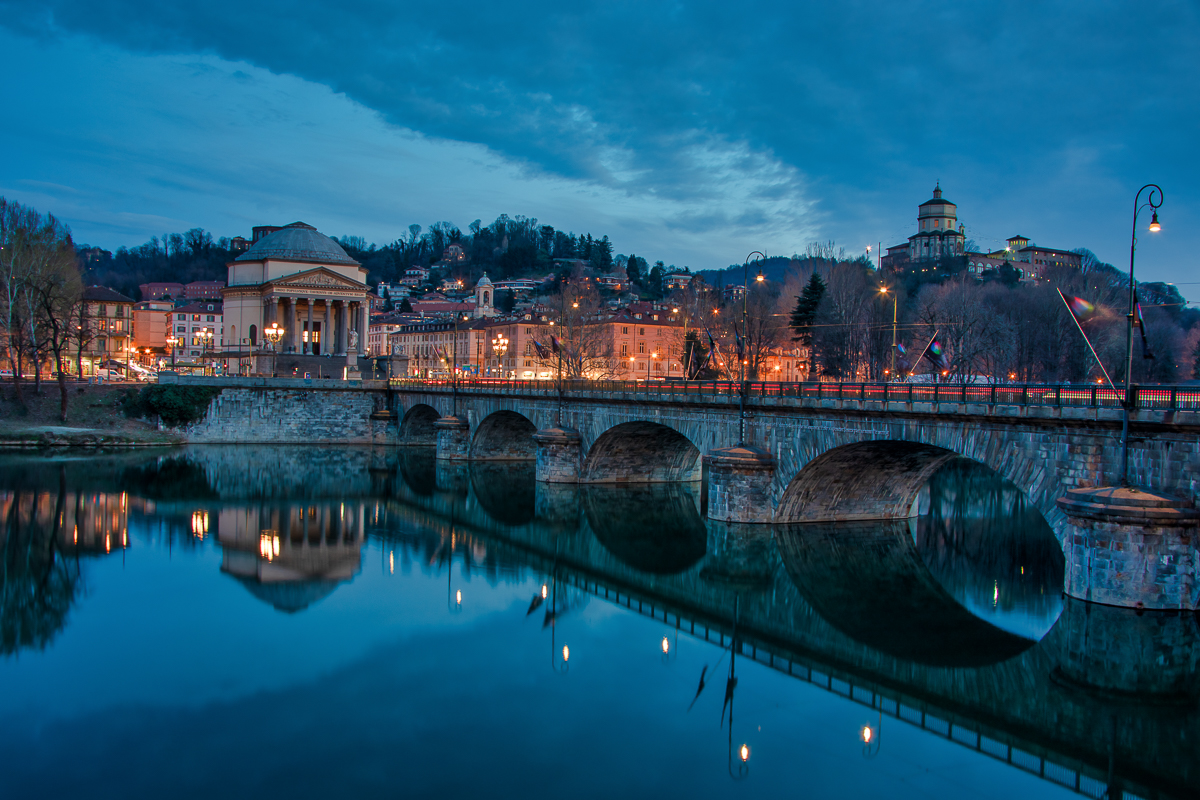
[0,1,1195,293]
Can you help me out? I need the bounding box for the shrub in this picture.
[122,386,221,426]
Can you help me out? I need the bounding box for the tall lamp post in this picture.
[880,285,897,381]
[452,313,469,416]
[738,252,766,447]
[166,335,177,372]
[1120,184,1163,487]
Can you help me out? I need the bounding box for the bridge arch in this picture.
[581,421,701,483]
[778,441,961,523]
[471,410,537,460]
[399,404,440,445]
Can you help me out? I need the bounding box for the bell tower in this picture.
[474,273,496,318]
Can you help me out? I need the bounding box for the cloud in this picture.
[1,0,1198,286]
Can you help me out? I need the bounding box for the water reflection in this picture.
[218,502,366,613]
[916,458,1065,640]
[1,447,1196,800]
[582,483,707,574]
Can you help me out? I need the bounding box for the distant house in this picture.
[140,282,186,302]
[401,266,431,287]
[662,272,693,291]
[184,280,225,301]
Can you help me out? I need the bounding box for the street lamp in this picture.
[264,322,285,376]
[880,285,897,380]
[648,351,658,381]
[166,335,178,371]
[739,251,766,446]
[1120,184,1163,487]
[491,333,508,377]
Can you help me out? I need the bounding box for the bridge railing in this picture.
[389,378,1200,411]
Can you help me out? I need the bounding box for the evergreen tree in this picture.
[790,273,826,378]
[398,297,413,313]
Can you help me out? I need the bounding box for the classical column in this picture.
[283,298,294,351]
[304,298,314,355]
[338,299,349,356]
[359,300,369,357]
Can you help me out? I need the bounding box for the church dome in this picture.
[476,272,493,287]
[235,222,359,266]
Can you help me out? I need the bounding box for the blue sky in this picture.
[0,1,1195,295]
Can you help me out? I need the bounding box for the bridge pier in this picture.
[1058,487,1200,610]
[434,415,471,461]
[533,427,582,483]
[705,446,776,523]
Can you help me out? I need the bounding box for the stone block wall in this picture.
[187,388,387,444]
[1063,518,1198,609]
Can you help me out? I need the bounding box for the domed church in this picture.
[222,222,371,373]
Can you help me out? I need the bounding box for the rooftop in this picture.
[235,222,359,266]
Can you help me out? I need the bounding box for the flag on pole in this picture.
[922,337,947,369]
[550,334,562,354]
[733,324,745,360]
[1062,293,1097,321]
[532,340,551,359]
[1134,292,1155,360]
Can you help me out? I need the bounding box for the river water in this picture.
[0,447,1195,799]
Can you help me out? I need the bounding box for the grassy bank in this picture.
[0,381,186,447]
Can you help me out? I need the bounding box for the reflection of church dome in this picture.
[235,222,359,266]
[233,576,343,613]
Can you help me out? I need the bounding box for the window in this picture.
[177,313,185,321]
[639,327,645,336]
[98,304,108,317]
[526,327,533,335]
[206,315,215,322]
[176,325,186,333]
[192,314,201,321]
[620,343,628,356]
[115,305,125,317]
[622,326,628,334]
[638,342,645,353]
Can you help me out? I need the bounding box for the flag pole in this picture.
[1057,289,1119,395]
[907,329,939,380]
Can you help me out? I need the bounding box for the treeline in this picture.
[79,214,626,299]
[767,250,1198,384]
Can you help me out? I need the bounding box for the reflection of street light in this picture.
[1120,183,1163,487]
[861,709,882,758]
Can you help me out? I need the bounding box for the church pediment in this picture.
[267,267,365,292]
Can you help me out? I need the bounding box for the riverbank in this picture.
[0,382,185,447]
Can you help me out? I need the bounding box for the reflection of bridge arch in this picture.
[471,410,536,460]
[470,462,536,524]
[400,404,440,445]
[582,484,706,573]
[580,421,701,483]
[775,519,1036,667]
[777,441,958,523]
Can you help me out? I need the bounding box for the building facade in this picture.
[168,301,224,364]
[79,286,135,374]
[221,222,370,369]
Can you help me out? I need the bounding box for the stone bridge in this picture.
[175,377,1200,609]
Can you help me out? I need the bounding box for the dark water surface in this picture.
[0,447,1195,800]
